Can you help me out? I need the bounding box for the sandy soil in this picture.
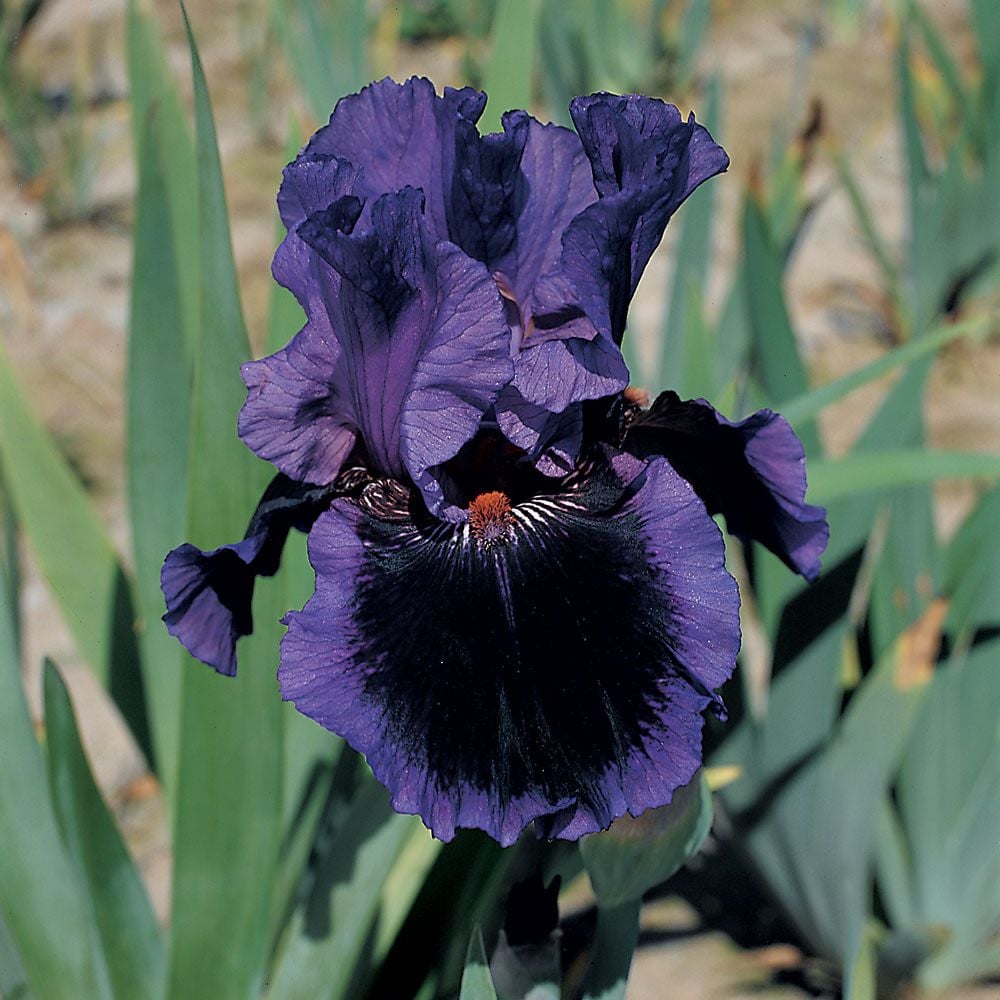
[0,0,996,996]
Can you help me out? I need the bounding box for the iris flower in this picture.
[162,78,828,846]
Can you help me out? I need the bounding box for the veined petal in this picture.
[303,76,486,241]
[298,187,513,511]
[510,334,629,413]
[238,325,358,488]
[273,165,362,311]
[161,474,341,676]
[448,114,527,269]
[495,337,629,475]
[563,93,729,343]
[570,93,727,202]
[625,391,829,581]
[487,94,726,472]
[277,154,362,231]
[446,111,616,471]
[279,452,740,845]
[241,195,362,487]
[449,111,598,320]
[502,113,598,311]
[243,189,513,511]
[494,392,583,478]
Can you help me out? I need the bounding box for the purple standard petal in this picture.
[272,161,362,311]
[625,391,829,581]
[414,106,604,376]
[557,92,729,343]
[487,94,724,470]
[498,114,598,313]
[161,474,341,676]
[451,112,600,333]
[446,114,528,271]
[303,76,486,241]
[508,331,629,414]
[279,450,740,846]
[449,112,598,328]
[493,334,629,474]
[298,83,599,341]
[494,391,583,477]
[445,112,627,469]
[287,187,513,513]
[277,154,362,231]
[240,194,364,487]
[571,93,728,203]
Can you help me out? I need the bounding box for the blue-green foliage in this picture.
[0,3,996,999]
[841,0,1000,338]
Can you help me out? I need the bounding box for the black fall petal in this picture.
[624,391,829,581]
[160,471,361,676]
[279,452,740,845]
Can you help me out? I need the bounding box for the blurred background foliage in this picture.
[0,0,997,998]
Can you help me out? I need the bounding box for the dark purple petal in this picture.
[509,334,629,413]
[499,113,598,311]
[277,154,362,231]
[447,114,527,269]
[303,76,486,241]
[486,94,726,463]
[288,187,513,512]
[239,323,358,488]
[241,194,362,486]
[494,392,583,478]
[449,111,598,362]
[273,168,363,312]
[445,111,616,472]
[250,193,366,486]
[279,452,739,845]
[243,190,513,508]
[562,93,729,343]
[570,94,727,202]
[161,541,259,678]
[271,188,364,312]
[449,112,598,321]
[495,334,629,474]
[298,82,600,333]
[625,391,829,581]
[161,475,337,676]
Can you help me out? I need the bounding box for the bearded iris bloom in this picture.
[161,78,828,846]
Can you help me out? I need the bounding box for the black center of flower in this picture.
[440,431,563,512]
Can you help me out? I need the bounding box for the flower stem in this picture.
[580,898,642,1000]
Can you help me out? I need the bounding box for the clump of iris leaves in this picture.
[0,1,998,999]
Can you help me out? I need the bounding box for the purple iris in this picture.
[161,78,828,846]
